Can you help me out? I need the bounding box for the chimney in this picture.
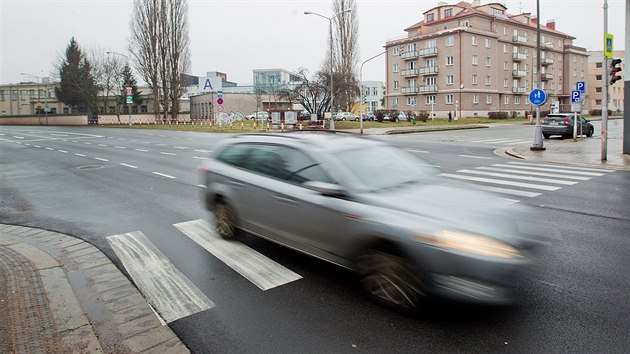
[546,19,556,30]
[531,17,538,25]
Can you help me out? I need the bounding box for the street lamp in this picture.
[106,51,132,127]
[21,72,48,125]
[304,8,352,130]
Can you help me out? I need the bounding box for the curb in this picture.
[384,124,488,135]
[0,224,189,353]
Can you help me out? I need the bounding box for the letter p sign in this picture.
[571,90,581,103]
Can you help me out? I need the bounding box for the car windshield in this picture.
[332,146,437,192]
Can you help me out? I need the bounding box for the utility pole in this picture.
[602,0,609,160]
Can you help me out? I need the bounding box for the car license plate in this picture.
[550,122,558,125]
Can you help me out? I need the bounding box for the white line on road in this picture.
[83,142,92,145]
[457,169,578,185]
[194,149,212,153]
[160,152,176,156]
[507,161,615,173]
[45,147,54,150]
[75,153,86,157]
[58,150,68,153]
[120,163,138,169]
[152,172,176,179]
[34,145,41,148]
[440,173,562,191]
[476,166,592,181]
[106,231,215,323]
[473,185,541,198]
[94,157,109,162]
[458,155,494,159]
[115,146,126,149]
[98,144,107,147]
[12,136,24,139]
[407,149,429,154]
[174,219,302,291]
[174,146,189,149]
[135,149,149,152]
[193,156,209,160]
[492,164,605,176]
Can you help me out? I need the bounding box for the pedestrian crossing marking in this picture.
[107,231,215,323]
[440,173,562,191]
[472,185,541,198]
[476,166,592,180]
[492,164,606,176]
[174,219,302,291]
[456,169,578,185]
[506,161,615,173]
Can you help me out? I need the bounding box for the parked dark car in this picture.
[200,133,537,314]
[542,113,594,139]
[362,112,376,121]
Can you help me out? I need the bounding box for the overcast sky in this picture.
[1,0,626,86]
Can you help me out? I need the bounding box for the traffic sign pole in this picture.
[529,88,547,151]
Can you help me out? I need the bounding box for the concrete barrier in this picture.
[0,115,88,125]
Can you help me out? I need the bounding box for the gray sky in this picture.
[1,0,626,85]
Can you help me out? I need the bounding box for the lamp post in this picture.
[21,72,48,125]
[359,47,395,134]
[106,51,132,127]
[304,9,352,131]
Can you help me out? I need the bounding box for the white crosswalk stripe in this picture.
[174,219,302,291]
[106,231,215,323]
[441,161,615,201]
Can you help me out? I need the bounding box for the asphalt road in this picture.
[1,124,628,353]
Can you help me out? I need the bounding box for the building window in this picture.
[446,36,454,46]
[596,99,602,105]
[473,94,479,104]
[504,96,509,104]
[514,96,520,104]
[372,87,378,95]
[446,75,454,85]
[486,95,492,104]
[446,56,454,66]
[485,57,491,66]
[445,8,452,17]
[504,79,508,88]
[392,47,399,56]
[141,105,148,113]
[596,74,602,80]
[472,74,478,85]
[596,87,602,93]
[426,95,436,105]
[581,70,585,78]
[493,24,497,33]
[393,64,399,73]
[426,13,434,22]
[425,39,437,48]
[504,61,508,70]
[427,76,437,86]
[486,75,491,85]
[504,27,508,36]
[596,62,602,68]
[491,7,504,15]
[485,38,490,48]
[446,94,454,104]
[407,97,416,106]
[393,80,399,89]
[472,55,478,65]
[472,35,477,46]
[391,97,399,107]
[503,44,508,53]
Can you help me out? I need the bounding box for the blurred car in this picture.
[334,112,359,121]
[200,133,536,313]
[245,111,270,120]
[542,113,594,139]
[383,111,408,122]
[362,112,376,121]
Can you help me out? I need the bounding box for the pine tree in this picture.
[119,64,142,106]
[56,38,99,120]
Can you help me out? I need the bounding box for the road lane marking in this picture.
[193,156,209,160]
[106,231,215,323]
[195,149,212,153]
[135,149,149,152]
[75,153,86,157]
[152,172,176,179]
[406,149,429,154]
[58,150,68,153]
[458,155,493,159]
[45,147,54,150]
[492,164,605,176]
[440,173,561,191]
[174,219,302,291]
[174,146,189,149]
[120,163,138,169]
[98,144,107,147]
[115,146,126,149]
[472,185,541,198]
[83,142,92,145]
[476,166,592,181]
[94,157,109,162]
[506,161,615,173]
[160,152,176,156]
[457,169,578,185]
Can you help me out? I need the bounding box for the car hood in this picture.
[356,181,530,245]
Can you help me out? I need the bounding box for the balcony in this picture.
[541,73,554,80]
[512,35,527,43]
[418,85,439,93]
[418,47,439,57]
[418,66,439,75]
[541,58,554,65]
[401,87,420,94]
[512,87,527,94]
[401,69,419,77]
[512,52,527,61]
[512,70,527,77]
[401,51,419,60]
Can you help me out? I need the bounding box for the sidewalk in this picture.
[0,224,189,353]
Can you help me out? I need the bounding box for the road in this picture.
[1,124,628,353]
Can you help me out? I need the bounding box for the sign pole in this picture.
[602,0,609,160]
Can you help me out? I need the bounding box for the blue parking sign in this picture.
[571,90,581,103]
[576,81,585,93]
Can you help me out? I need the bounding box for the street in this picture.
[1,124,629,353]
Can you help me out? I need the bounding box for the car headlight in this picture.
[415,230,522,259]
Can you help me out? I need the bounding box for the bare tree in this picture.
[331,0,359,111]
[89,48,125,120]
[167,0,191,119]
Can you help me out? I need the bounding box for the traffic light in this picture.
[610,58,622,85]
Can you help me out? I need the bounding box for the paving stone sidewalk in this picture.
[0,224,189,354]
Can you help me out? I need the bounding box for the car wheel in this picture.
[342,118,346,121]
[356,248,424,314]
[213,201,238,239]
[543,134,550,139]
[587,127,594,137]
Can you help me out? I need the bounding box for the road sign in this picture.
[217,98,223,105]
[604,33,614,58]
[529,88,547,106]
[217,104,224,112]
[571,90,581,103]
[576,81,585,93]
[125,87,132,95]
[44,103,50,113]
[126,95,133,104]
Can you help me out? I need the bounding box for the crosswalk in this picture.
[440,161,614,201]
[106,219,302,324]
[423,134,532,146]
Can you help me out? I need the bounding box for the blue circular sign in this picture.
[529,89,547,106]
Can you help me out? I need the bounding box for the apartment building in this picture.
[384,0,588,118]
[360,81,386,112]
[585,50,624,113]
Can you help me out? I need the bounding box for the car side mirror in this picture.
[303,181,347,197]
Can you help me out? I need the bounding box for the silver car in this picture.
[200,133,536,313]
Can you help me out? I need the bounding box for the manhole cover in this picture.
[76,165,105,171]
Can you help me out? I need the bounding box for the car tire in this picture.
[213,200,238,239]
[342,118,346,121]
[543,134,550,139]
[587,127,594,137]
[356,248,424,314]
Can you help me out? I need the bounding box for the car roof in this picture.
[221,132,382,152]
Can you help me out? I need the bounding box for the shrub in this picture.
[589,109,613,116]
[416,110,429,122]
[487,111,509,119]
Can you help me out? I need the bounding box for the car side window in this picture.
[277,147,334,184]
[216,144,250,166]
